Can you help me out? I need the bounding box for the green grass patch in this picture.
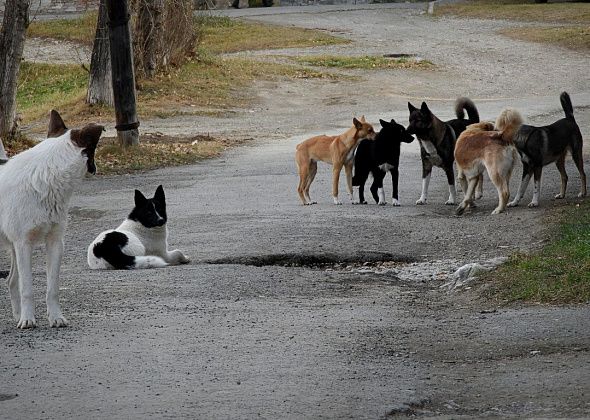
[485,201,590,304]
[499,25,590,51]
[295,55,434,70]
[28,12,97,45]
[196,15,348,54]
[17,61,87,123]
[434,1,590,24]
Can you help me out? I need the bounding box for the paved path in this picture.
[3,4,590,418]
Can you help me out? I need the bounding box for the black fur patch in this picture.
[93,231,135,269]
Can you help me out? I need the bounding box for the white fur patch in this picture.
[379,163,395,172]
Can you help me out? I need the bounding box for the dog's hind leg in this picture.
[490,172,510,215]
[475,174,484,200]
[529,167,543,207]
[554,153,568,199]
[508,162,533,207]
[46,226,68,327]
[370,171,386,205]
[7,246,20,320]
[456,177,478,216]
[304,161,318,204]
[390,167,400,206]
[297,162,311,205]
[14,241,36,329]
[571,140,587,198]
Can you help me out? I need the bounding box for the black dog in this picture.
[407,97,479,205]
[352,119,414,205]
[508,91,586,208]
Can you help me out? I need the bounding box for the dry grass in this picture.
[295,55,434,70]
[500,25,590,51]
[197,15,348,54]
[435,1,590,24]
[95,134,229,175]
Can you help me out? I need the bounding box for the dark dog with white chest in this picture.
[407,97,480,205]
[352,119,414,205]
[508,92,586,208]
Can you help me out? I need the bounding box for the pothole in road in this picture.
[206,252,416,269]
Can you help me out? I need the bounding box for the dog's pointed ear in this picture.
[154,185,165,203]
[360,115,366,123]
[390,119,397,125]
[353,117,363,130]
[420,102,430,114]
[379,119,389,128]
[71,123,105,149]
[408,102,417,113]
[134,189,147,207]
[47,110,68,138]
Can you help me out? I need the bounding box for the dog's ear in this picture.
[359,115,366,123]
[353,118,363,130]
[134,189,148,207]
[408,102,417,113]
[71,123,105,149]
[379,119,389,128]
[420,102,430,114]
[47,110,68,138]
[390,119,397,125]
[154,185,165,203]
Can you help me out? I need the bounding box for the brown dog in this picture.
[455,109,523,215]
[295,117,376,205]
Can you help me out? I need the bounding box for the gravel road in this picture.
[2,3,589,418]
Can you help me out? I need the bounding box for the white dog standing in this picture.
[0,110,104,328]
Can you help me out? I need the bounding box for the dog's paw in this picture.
[554,193,565,199]
[475,192,483,200]
[528,201,539,208]
[507,200,519,207]
[333,199,342,205]
[391,199,400,207]
[17,316,37,329]
[445,199,455,206]
[491,207,505,215]
[178,253,190,264]
[415,198,427,205]
[48,313,69,328]
[378,200,387,206]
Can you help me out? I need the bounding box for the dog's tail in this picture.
[560,91,575,120]
[455,97,480,123]
[495,108,524,143]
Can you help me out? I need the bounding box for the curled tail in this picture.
[560,91,575,120]
[455,97,480,123]
[495,107,524,143]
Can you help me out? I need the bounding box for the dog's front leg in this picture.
[416,160,432,205]
[332,163,343,205]
[14,241,36,329]
[444,166,456,205]
[7,246,20,320]
[344,162,354,203]
[46,228,68,327]
[165,249,190,265]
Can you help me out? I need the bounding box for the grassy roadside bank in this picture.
[483,200,590,304]
[434,1,590,51]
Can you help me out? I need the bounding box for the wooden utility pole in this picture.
[105,0,139,147]
[87,0,114,107]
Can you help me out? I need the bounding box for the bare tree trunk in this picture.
[86,0,114,106]
[0,0,30,162]
[134,0,164,78]
[106,0,140,147]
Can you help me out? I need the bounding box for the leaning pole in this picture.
[105,0,139,146]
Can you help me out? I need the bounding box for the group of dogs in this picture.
[295,92,586,215]
[0,93,586,329]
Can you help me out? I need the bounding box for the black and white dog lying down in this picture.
[87,185,189,269]
[352,119,415,205]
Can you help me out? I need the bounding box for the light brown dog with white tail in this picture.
[295,117,376,205]
[454,108,523,215]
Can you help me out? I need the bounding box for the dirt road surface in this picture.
[2,3,589,418]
